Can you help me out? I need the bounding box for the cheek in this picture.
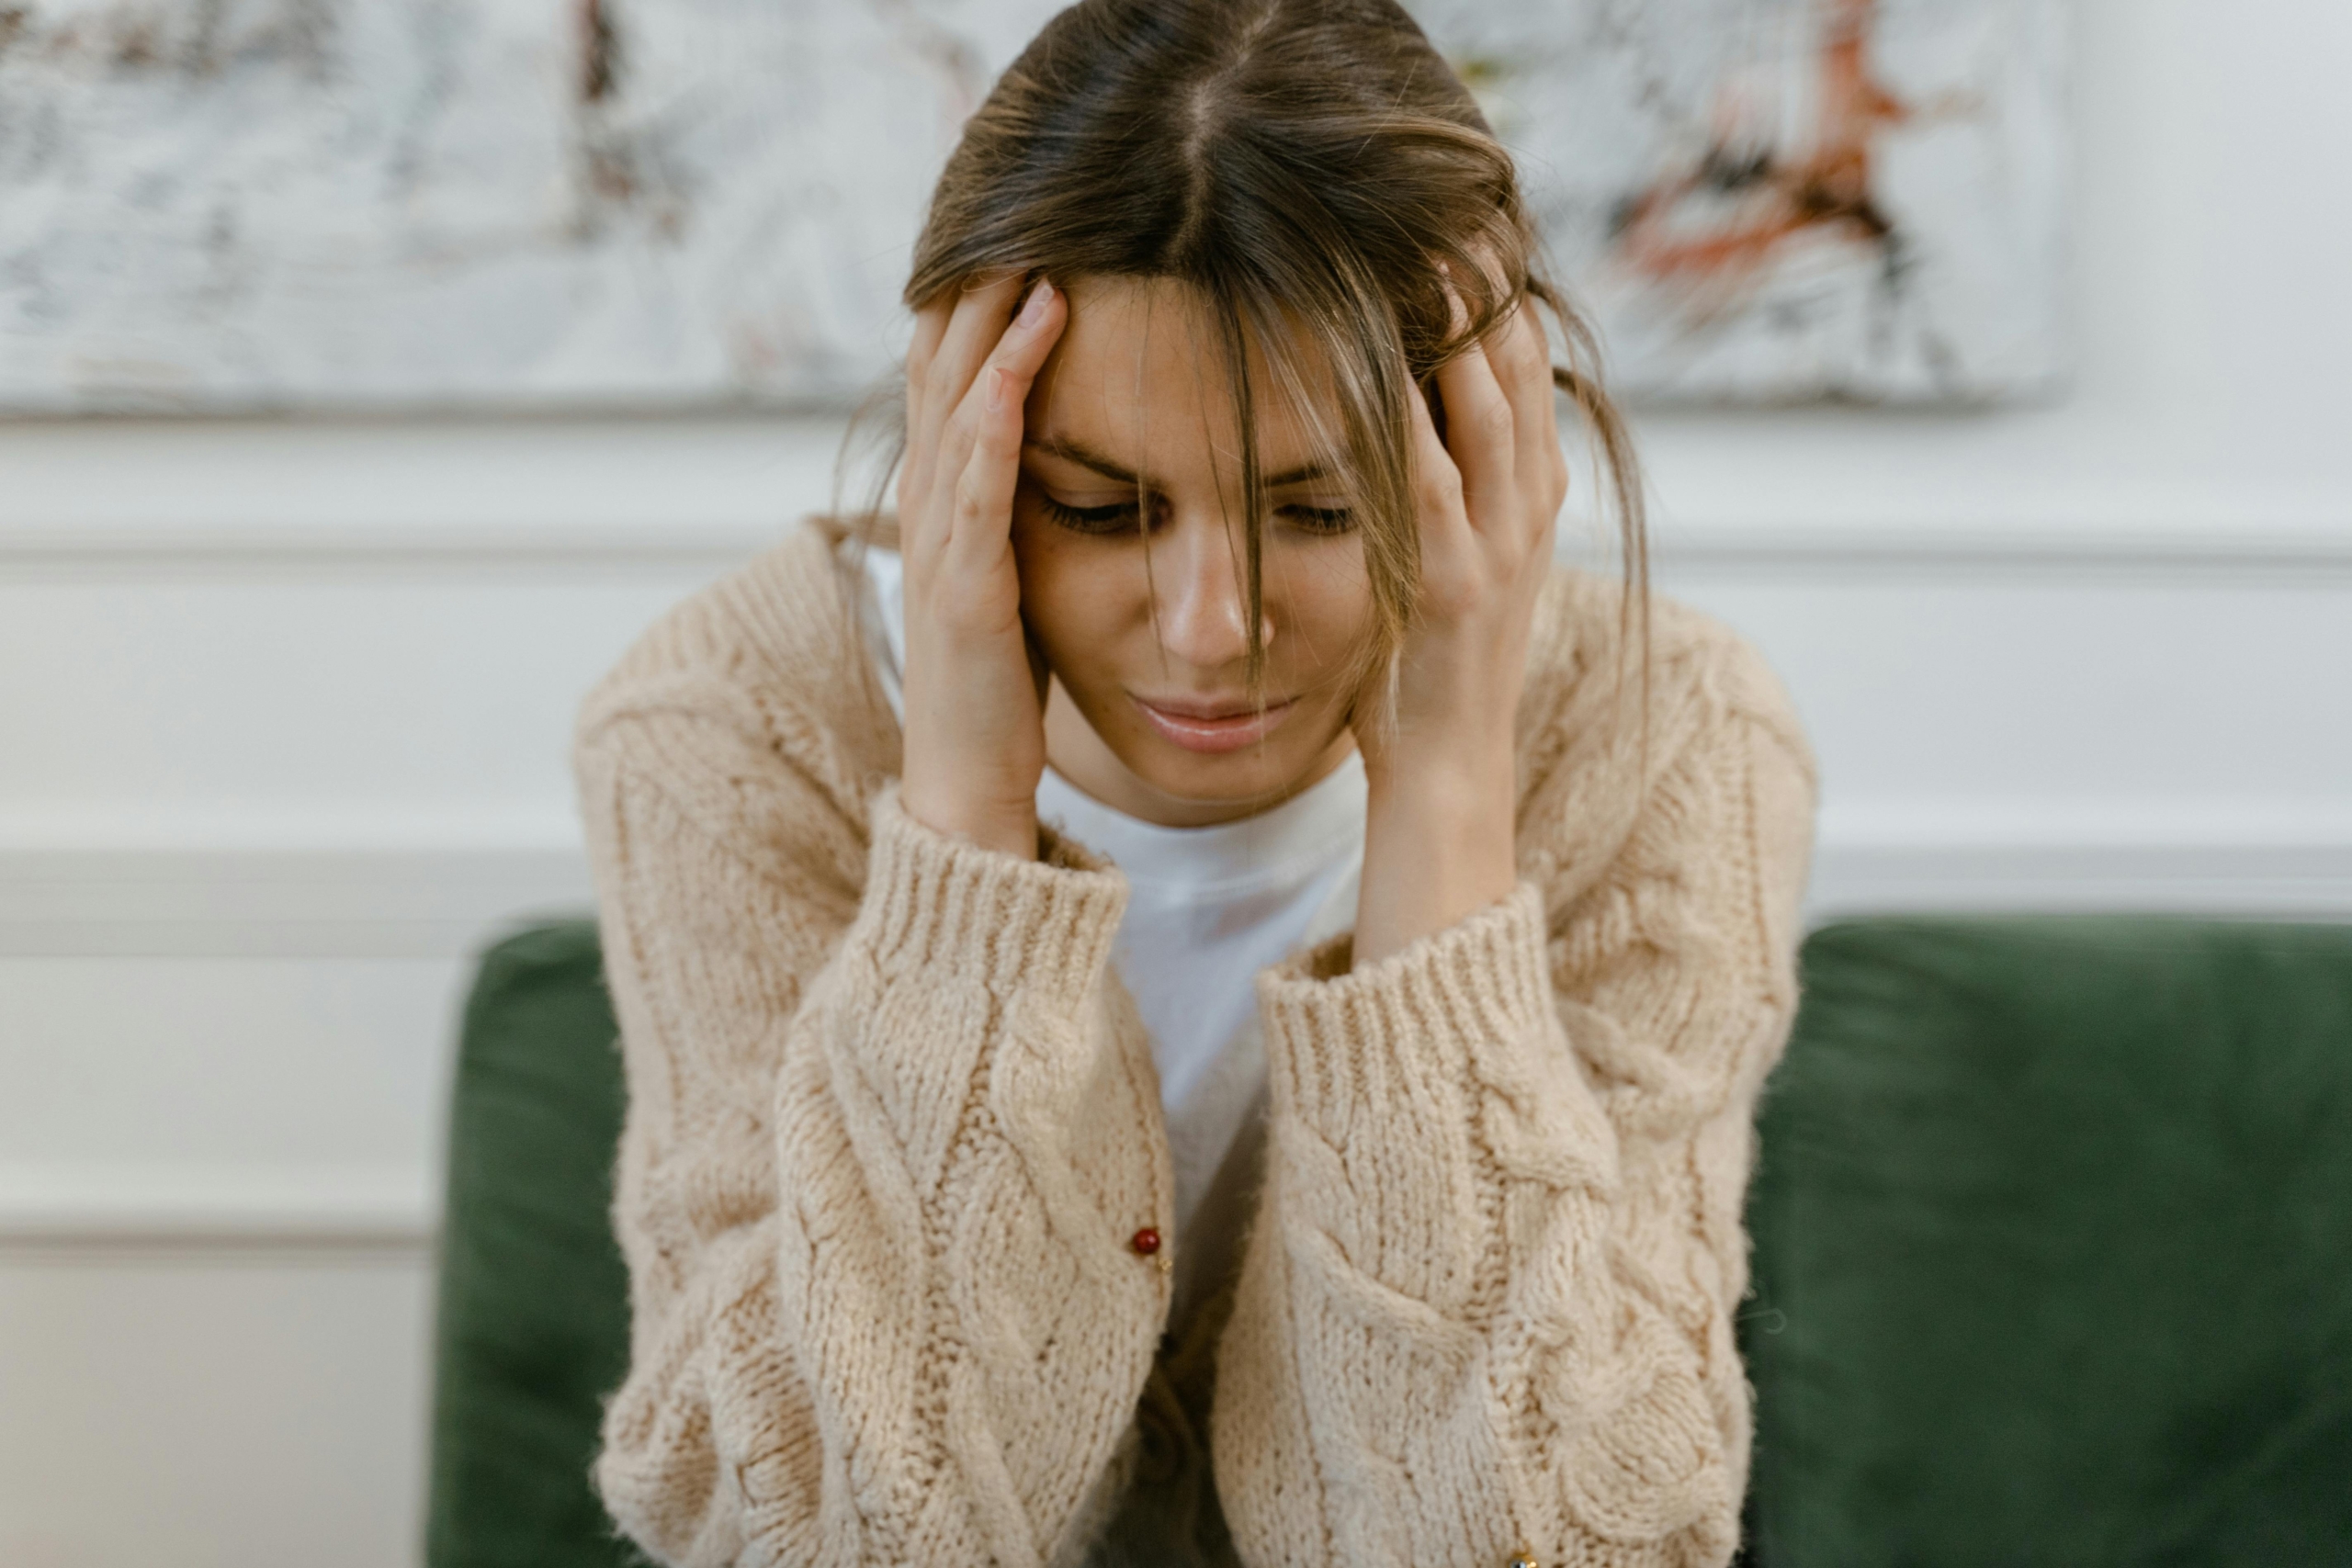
[1011,512,1133,679]
[1272,545,1378,682]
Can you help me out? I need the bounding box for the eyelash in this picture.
[1037,497,1356,536]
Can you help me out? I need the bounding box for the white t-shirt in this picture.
[847,542,1365,1300]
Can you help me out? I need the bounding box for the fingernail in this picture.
[985,367,1007,412]
[1018,278,1054,327]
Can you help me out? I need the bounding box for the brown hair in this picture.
[842,0,1651,753]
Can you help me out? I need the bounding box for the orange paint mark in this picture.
[1612,0,1917,299]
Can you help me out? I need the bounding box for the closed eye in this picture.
[1280,504,1354,536]
[1040,495,1142,535]
[1038,494,1353,537]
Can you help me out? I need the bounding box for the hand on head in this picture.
[1355,289,1568,786]
[1347,289,1569,967]
[895,271,1069,859]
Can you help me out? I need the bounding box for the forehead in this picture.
[1028,275,1336,482]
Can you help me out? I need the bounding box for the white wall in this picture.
[3,3,2348,1562]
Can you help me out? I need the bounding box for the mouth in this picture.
[1130,692,1297,754]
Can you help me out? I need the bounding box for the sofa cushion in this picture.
[426,919,644,1568]
[1739,915,2352,1566]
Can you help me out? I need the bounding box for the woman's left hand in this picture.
[1351,297,1568,967]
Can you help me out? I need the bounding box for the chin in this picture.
[1115,719,1347,810]
[1130,752,1300,807]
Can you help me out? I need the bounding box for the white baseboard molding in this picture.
[1804,804,2352,920]
[0,523,786,579]
[6,519,2350,581]
[0,1164,435,1250]
[0,839,593,958]
[1645,525,2352,581]
[1808,841,2352,920]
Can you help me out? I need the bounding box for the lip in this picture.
[1131,693,1297,754]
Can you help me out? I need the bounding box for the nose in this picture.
[1153,512,1272,672]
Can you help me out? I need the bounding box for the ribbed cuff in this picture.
[855,784,1129,1021]
[1257,882,1575,1150]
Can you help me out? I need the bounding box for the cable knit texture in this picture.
[572,516,1820,1568]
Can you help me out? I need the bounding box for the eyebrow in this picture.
[1023,434,1334,491]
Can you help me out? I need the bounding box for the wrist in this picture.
[898,778,1038,862]
[1364,739,1516,822]
[1364,785,1515,889]
[1354,759,1518,969]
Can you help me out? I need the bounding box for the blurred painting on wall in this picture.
[1427,0,2074,403]
[0,0,2066,412]
[0,0,1067,412]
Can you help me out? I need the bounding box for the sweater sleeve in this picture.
[576,722,1173,1568]
[1210,692,1818,1567]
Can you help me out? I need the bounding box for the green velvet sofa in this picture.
[425,914,2352,1566]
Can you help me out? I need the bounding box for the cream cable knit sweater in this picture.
[571,516,1820,1568]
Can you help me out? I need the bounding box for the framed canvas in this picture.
[0,0,2066,412]
[1426,0,2074,403]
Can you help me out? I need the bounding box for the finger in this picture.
[921,272,1028,445]
[1493,300,1565,511]
[944,281,1069,569]
[904,274,1024,547]
[931,278,1065,513]
[1432,326,1518,525]
[960,276,1068,424]
[899,302,955,512]
[1405,373,1471,550]
[904,300,952,431]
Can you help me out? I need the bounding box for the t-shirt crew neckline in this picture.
[1035,751,1366,898]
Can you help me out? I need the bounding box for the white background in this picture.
[4,2,2349,1561]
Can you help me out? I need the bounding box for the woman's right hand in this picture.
[895,273,1069,860]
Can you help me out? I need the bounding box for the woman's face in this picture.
[1012,275,1374,829]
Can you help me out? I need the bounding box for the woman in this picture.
[571,1,1820,1564]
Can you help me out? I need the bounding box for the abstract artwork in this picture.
[0,0,2067,412]
[1429,0,2074,402]
[0,0,1065,411]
